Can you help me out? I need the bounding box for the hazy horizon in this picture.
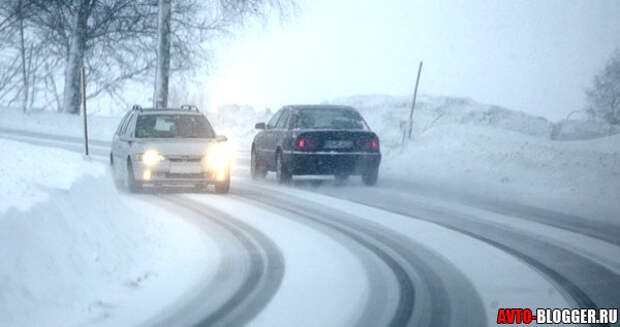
[200,0,620,121]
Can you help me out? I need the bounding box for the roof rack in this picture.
[180,104,200,112]
[130,104,200,113]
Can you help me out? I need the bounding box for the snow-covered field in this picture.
[0,141,216,326]
[383,124,620,222]
[331,94,620,222]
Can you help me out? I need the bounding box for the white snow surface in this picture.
[0,107,121,141]
[0,139,105,213]
[186,193,371,327]
[244,182,575,326]
[0,142,216,326]
[331,94,620,221]
[383,124,620,221]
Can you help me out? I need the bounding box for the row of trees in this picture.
[0,0,294,114]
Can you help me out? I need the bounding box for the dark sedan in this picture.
[251,105,381,185]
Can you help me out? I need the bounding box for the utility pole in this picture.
[408,61,423,139]
[81,66,89,157]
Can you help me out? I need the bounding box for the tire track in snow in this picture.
[232,184,487,327]
[158,195,285,327]
[309,186,620,327]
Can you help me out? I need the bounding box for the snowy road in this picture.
[1,127,619,326]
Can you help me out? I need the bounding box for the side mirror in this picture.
[255,122,266,130]
[216,135,228,142]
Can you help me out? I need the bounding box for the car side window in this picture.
[275,109,290,130]
[120,112,135,137]
[124,113,138,137]
[267,109,283,129]
[115,112,131,136]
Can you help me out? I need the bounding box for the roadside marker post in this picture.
[407,61,423,140]
[81,66,90,159]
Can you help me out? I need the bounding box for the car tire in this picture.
[251,147,267,180]
[110,153,123,189]
[334,173,349,184]
[275,152,292,184]
[362,167,378,186]
[194,184,209,193]
[126,160,143,193]
[214,174,230,194]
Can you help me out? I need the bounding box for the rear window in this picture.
[294,109,368,130]
[135,114,215,138]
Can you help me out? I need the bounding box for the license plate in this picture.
[324,140,353,149]
[169,163,202,174]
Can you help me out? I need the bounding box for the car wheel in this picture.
[110,153,123,189]
[194,183,209,193]
[251,147,267,180]
[214,173,230,194]
[334,173,349,184]
[126,160,143,193]
[275,152,292,184]
[362,167,378,186]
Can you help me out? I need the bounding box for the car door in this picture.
[273,108,291,153]
[112,111,131,175]
[117,112,137,177]
[256,108,283,169]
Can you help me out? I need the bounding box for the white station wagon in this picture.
[110,105,230,193]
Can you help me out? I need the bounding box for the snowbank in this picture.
[551,119,620,140]
[0,107,121,142]
[0,141,216,326]
[381,123,620,220]
[332,94,555,149]
[0,139,105,213]
[323,94,620,220]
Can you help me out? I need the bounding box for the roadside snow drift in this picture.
[0,139,104,213]
[0,141,216,326]
[333,95,620,221]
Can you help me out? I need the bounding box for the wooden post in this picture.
[81,66,89,156]
[408,61,423,139]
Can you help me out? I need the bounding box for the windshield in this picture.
[135,114,215,138]
[294,109,368,130]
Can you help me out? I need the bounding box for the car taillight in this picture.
[295,137,317,150]
[360,138,379,150]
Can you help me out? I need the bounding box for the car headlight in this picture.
[139,150,164,166]
[205,143,230,171]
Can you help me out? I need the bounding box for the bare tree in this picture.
[0,0,40,112]
[586,49,620,124]
[154,0,171,108]
[1,0,296,114]
[154,0,297,109]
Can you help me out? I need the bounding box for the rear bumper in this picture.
[283,151,381,175]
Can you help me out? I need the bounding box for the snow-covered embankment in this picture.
[336,95,620,222]
[0,139,216,326]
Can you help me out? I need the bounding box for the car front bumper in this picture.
[132,161,228,186]
[283,151,381,175]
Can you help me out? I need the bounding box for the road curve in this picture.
[232,183,488,327]
[3,127,618,326]
[301,181,620,327]
[141,195,285,327]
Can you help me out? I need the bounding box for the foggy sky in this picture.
[204,0,620,121]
